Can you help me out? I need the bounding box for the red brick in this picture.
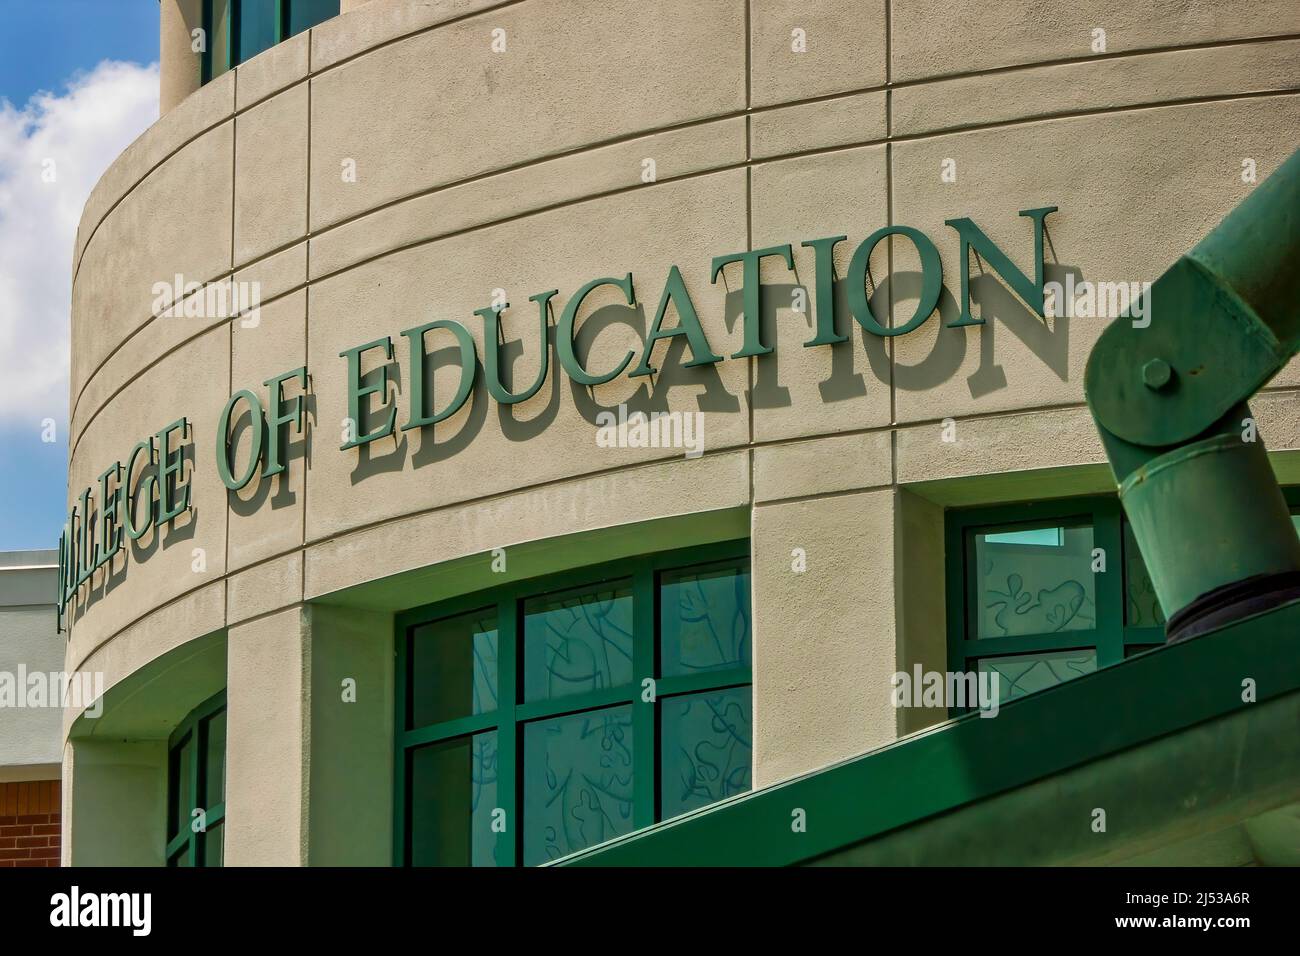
[33,824,60,836]
[16,836,47,849]
[0,816,15,826]
[0,848,30,860]
[0,825,30,838]
[0,838,14,849]
[15,814,48,825]
[29,846,59,860]
[13,859,46,868]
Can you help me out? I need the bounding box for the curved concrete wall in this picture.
[67,0,1300,785]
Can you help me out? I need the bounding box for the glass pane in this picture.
[203,821,224,868]
[409,609,498,728]
[983,527,1063,546]
[977,649,1097,704]
[236,0,279,65]
[287,0,339,35]
[1291,514,1300,534]
[408,732,499,866]
[660,561,751,676]
[1124,644,1162,659]
[171,849,192,867]
[168,734,193,840]
[523,706,633,865]
[972,522,1096,638]
[1124,523,1166,627]
[523,582,633,702]
[204,709,227,808]
[660,687,752,819]
[208,0,232,79]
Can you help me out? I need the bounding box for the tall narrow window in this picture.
[165,691,227,866]
[396,543,753,866]
[202,1,340,83]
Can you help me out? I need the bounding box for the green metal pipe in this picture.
[1116,404,1300,619]
[1085,147,1300,637]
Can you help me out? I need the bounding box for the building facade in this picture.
[1,551,62,867]
[59,0,1300,865]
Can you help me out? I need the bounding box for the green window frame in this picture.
[394,541,753,866]
[945,488,1300,708]
[202,0,340,84]
[165,690,227,867]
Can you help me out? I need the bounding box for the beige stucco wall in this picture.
[66,0,1300,862]
[159,1,203,115]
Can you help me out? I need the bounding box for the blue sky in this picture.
[0,0,160,551]
[0,1,158,107]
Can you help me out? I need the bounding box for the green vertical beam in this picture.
[496,596,518,867]
[390,625,407,866]
[632,564,656,829]
[1093,498,1125,667]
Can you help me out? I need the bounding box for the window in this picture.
[946,489,1300,706]
[202,0,340,83]
[165,691,227,866]
[395,543,753,866]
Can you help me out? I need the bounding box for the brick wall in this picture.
[0,780,61,867]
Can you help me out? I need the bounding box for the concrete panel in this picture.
[63,738,167,866]
[890,0,1300,83]
[305,451,750,599]
[159,0,203,115]
[308,0,746,230]
[236,31,310,111]
[750,146,892,442]
[304,604,393,865]
[234,84,309,266]
[313,0,507,71]
[309,117,747,281]
[224,607,307,865]
[227,551,304,625]
[749,0,887,107]
[753,430,892,503]
[752,488,898,787]
[894,38,1300,138]
[71,121,234,399]
[750,90,888,160]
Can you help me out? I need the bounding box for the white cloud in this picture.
[0,60,158,428]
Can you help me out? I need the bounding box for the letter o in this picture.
[218,389,265,491]
[847,225,942,336]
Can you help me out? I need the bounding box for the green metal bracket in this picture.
[1084,147,1300,633]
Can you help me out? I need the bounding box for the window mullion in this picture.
[188,715,201,867]
[632,561,656,830]
[943,516,968,718]
[1095,499,1126,667]
[391,622,407,865]
[495,596,518,867]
